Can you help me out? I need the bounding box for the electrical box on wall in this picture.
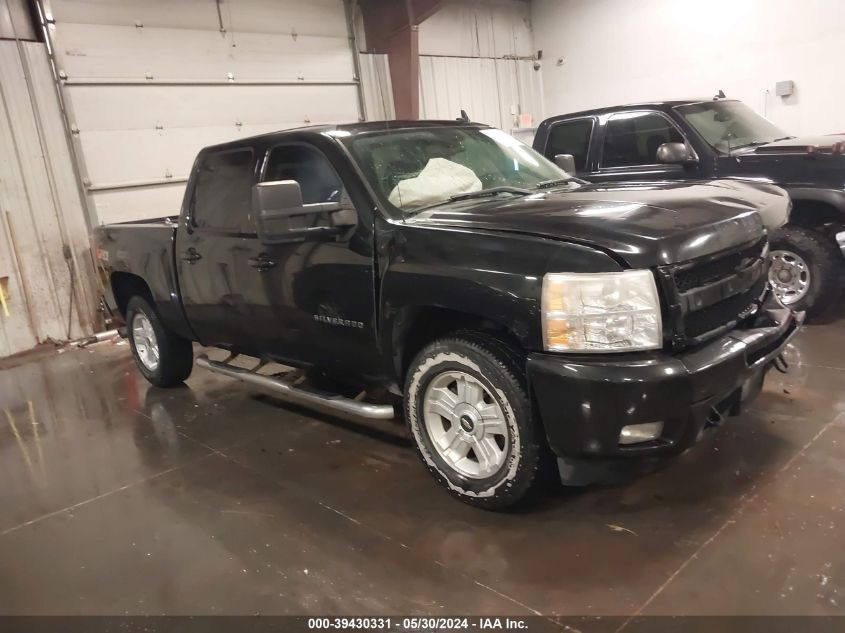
[775,80,794,97]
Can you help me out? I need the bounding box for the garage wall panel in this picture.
[91,183,187,223]
[533,0,845,136]
[0,0,35,39]
[56,23,354,82]
[46,0,221,30]
[359,53,394,121]
[222,0,350,37]
[48,0,347,36]
[419,57,502,126]
[418,0,533,58]
[72,82,360,197]
[419,57,542,133]
[69,84,360,131]
[0,42,96,357]
[417,1,541,134]
[46,0,365,225]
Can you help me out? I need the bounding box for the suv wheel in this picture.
[770,225,844,319]
[404,333,541,510]
[126,296,194,387]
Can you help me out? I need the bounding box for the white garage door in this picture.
[45,0,363,224]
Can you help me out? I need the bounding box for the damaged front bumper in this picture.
[527,302,804,484]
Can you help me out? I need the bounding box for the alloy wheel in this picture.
[769,249,810,306]
[422,371,510,479]
[132,311,160,371]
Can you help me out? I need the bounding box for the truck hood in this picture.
[405,180,782,268]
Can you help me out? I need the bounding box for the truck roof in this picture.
[542,98,727,121]
[202,119,487,152]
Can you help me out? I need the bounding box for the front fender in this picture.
[379,225,623,380]
[785,187,845,214]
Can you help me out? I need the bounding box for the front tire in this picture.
[126,296,194,387]
[404,333,541,510]
[770,225,844,319]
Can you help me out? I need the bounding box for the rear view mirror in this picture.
[554,154,576,173]
[656,142,698,166]
[252,180,353,243]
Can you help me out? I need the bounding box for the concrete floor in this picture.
[0,310,843,620]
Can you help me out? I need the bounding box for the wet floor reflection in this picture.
[0,346,205,533]
[0,309,843,615]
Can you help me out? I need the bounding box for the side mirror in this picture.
[656,142,698,166]
[252,180,353,243]
[554,154,576,173]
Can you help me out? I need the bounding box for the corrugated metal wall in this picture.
[0,0,35,39]
[359,53,394,120]
[44,0,365,224]
[417,0,542,132]
[0,40,97,357]
[418,0,534,59]
[419,57,541,132]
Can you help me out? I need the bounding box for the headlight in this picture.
[541,270,663,352]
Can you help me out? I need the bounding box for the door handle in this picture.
[180,248,202,263]
[248,255,277,272]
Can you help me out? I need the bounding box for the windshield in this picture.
[343,126,573,213]
[675,101,790,153]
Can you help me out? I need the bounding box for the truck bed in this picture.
[93,217,189,338]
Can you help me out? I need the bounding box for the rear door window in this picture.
[192,148,255,231]
[546,118,593,172]
[601,112,684,168]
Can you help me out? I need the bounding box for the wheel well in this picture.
[789,199,844,233]
[110,272,153,319]
[398,306,524,382]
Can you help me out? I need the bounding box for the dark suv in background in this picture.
[533,98,845,318]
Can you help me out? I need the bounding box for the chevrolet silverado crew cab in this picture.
[94,120,800,510]
[533,98,845,318]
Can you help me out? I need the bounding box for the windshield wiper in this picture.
[448,186,532,202]
[772,136,796,142]
[731,140,770,150]
[404,186,532,215]
[533,177,575,190]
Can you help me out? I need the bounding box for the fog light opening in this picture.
[619,421,664,446]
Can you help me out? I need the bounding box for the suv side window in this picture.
[192,148,255,231]
[601,112,684,168]
[264,144,345,204]
[546,119,593,172]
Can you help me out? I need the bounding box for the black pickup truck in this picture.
[94,120,800,509]
[533,98,845,318]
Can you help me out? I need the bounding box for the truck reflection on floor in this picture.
[137,386,194,459]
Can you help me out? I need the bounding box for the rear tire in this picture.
[126,296,193,387]
[770,225,843,319]
[404,332,541,510]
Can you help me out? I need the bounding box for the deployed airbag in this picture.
[388,158,482,209]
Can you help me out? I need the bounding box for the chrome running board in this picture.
[195,354,395,420]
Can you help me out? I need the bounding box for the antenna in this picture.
[714,89,726,100]
[456,110,470,123]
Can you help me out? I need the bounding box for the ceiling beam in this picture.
[358,0,447,119]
